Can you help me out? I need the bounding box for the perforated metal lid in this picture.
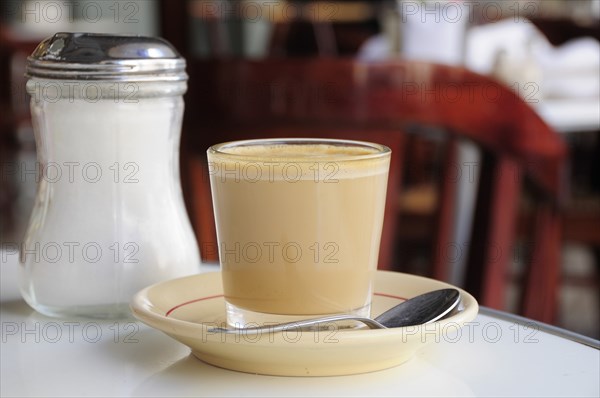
[26,32,187,82]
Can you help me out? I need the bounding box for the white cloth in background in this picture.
[466,18,600,100]
[466,18,600,132]
[538,37,600,99]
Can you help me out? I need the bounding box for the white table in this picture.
[1,265,598,397]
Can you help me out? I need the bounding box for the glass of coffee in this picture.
[207,138,391,327]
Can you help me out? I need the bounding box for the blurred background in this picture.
[1,0,599,337]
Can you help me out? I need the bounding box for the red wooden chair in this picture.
[180,59,567,324]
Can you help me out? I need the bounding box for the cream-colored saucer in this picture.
[130,270,478,376]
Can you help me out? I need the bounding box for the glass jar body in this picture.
[20,80,200,318]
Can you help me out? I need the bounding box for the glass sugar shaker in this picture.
[20,32,200,318]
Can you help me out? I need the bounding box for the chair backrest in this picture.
[181,59,567,322]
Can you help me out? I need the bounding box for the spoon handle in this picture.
[207,315,386,335]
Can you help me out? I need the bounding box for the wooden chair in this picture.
[180,59,567,324]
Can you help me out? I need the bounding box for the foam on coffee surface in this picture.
[220,144,378,158]
[211,143,389,180]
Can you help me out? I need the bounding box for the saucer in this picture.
[130,270,478,376]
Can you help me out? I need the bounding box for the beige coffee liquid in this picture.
[209,143,390,315]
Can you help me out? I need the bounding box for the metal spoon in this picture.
[208,288,460,334]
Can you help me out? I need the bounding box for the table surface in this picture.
[1,264,599,398]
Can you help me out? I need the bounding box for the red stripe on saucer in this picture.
[374,292,407,301]
[165,294,223,317]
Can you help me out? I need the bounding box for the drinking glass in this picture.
[207,138,391,327]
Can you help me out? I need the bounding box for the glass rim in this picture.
[207,138,391,162]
